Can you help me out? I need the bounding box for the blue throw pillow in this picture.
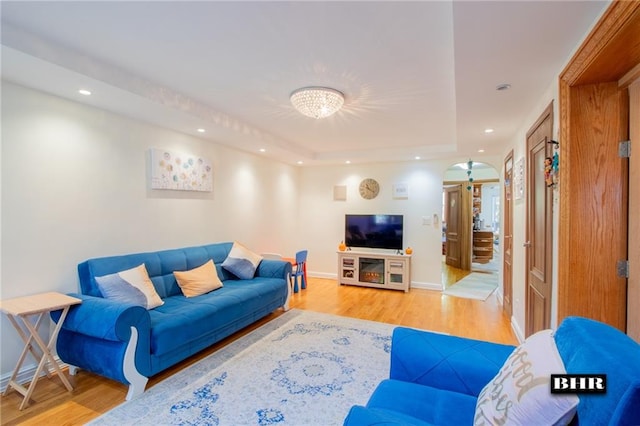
[221,242,263,279]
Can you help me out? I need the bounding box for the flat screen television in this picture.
[345,214,404,250]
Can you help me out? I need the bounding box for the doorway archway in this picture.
[441,162,500,290]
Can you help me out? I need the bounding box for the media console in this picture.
[337,251,412,292]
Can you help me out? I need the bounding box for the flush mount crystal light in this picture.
[290,86,344,119]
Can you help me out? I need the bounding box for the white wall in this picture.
[299,160,472,288]
[0,82,299,376]
[0,76,563,380]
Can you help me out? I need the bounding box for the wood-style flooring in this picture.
[1,272,516,425]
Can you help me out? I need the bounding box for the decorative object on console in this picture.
[173,259,224,297]
[95,264,164,310]
[150,148,212,192]
[290,86,344,119]
[405,247,413,255]
[221,241,263,279]
[358,178,380,199]
[338,241,347,251]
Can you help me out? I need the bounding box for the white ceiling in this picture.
[0,1,608,166]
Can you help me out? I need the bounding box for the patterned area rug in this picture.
[443,272,498,301]
[89,309,395,426]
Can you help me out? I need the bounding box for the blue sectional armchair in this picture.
[345,317,640,425]
[51,242,291,400]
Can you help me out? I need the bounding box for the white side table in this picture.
[0,292,81,409]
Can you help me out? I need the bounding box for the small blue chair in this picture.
[291,250,308,293]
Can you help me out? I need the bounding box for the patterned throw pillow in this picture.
[474,329,579,426]
[173,259,224,297]
[221,242,263,279]
[95,264,164,310]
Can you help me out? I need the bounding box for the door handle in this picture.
[523,241,531,247]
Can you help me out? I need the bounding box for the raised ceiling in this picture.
[0,1,608,166]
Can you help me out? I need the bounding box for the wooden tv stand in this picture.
[337,251,412,292]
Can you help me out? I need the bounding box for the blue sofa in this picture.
[51,242,291,400]
[344,317,640,425]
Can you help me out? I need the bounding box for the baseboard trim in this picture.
[308,271,337,279]
[511,317,525,344]
[308,272,442,291]
[0,356,71,393]
[411,281,442,291]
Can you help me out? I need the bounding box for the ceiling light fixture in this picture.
[78,89,91,96]
[197,128,205,133]
[484,128,494,133]
[290,86,344,119]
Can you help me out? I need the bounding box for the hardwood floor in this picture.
[0,276,517,425]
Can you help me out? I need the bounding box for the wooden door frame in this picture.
[558,0,639,330]
[503,150,514,318]
[626,78,640,341]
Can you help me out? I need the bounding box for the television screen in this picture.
[345,214,404,250]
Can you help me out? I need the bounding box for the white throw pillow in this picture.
[474,329,579,426]
[95,264,164,310]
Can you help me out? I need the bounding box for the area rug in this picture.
[89,309,396,426]
[443,272,498,301]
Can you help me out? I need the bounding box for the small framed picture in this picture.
[392,183,408,199]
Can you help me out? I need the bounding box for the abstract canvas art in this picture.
[150,148,212,192]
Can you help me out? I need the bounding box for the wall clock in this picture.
[359,178,380,199]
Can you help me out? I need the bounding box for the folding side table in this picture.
[0,292,81,409]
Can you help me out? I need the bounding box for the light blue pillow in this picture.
[95,264,164,310]
[221,242,263,279]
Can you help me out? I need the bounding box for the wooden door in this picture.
[558,0,637,332]
[445,185,462,269]
[503,151,514,318]
[525,104,553,336]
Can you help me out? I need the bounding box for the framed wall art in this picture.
[514,157,524,200]
[392,183,409,199]
[150,148,213,192]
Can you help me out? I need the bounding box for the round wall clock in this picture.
[359,178,380,199]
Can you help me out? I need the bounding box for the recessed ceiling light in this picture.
[78,89,91,96]
[297,160,303,165]
[496,83,511,91]
[345,160,351,164]
[478,149,485,153]
[259,148,266,153]
[197,128,205,133]
[484,128,494,134]
[415,156,421,160]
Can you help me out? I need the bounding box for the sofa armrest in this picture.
[50,293,151,399]
[51,293,150,342]
[390,327,515,396]
[256,259,292,280]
